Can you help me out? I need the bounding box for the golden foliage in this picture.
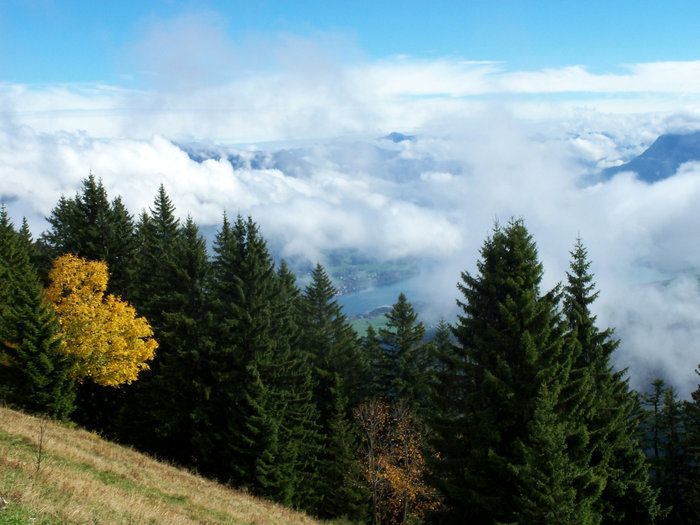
[46,254,157,387]
[355,398,440,524]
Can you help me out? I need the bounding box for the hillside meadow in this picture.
[0,405,321,524]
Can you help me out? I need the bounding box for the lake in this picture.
[335,275,427,316]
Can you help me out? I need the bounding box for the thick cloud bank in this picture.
[2,110,700,396]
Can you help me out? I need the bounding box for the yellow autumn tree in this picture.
[46,254,157,387]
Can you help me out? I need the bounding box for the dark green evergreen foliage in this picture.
[564,240,659,524]
[657,386,690,524]
[17,217,43,271]
[129,185,181,325]
[0,280,76,419]
[120,188,181,442]
[109,188,213,466]
[429,318,454,374]
[125,212,214,464]
[0,207,75,419]
[8,175,682,521]
[683,375,700,524]
[377,293,432,409]
[297,263,367,517]
[315,373,368,521]
[152,215,213,463]
[600,403,662,525]
[271,261,323,510]
[428,219,585,524]
[642,379,669,484]
[69,186,179,438]
[514,383,579,525]
[299,263,362,413]
[361,324,385,400]
[108,196,139,296]
[40,174,137,296]
[202,214,321,509]
[638,379,691,524]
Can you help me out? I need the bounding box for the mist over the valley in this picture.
[4,13,700,397]
[3,112,700,397]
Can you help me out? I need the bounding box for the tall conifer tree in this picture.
[300,263,361,415]
[204,215,318,508]
[41,174,136,297]
[682,374,700,524]
[564,240,659,524]
[361,324,384,400]
[0,207,75,419]
[130,184,181,324]
[39,176,137,429]
[272,261,322,510]
[638,379,689,523]
[298,263,366,518]
[378,293,431,409]
[429,219,587,523]
[125,210,213,464]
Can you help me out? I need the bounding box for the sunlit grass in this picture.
[0,404,322,524]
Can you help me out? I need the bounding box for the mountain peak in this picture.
[604,130,700,182]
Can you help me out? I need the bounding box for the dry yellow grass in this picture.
[0,404,323,524]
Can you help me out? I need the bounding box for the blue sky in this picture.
[3,1,700,85]
[2,0,700,144]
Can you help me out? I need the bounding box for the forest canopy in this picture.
[2,176,699,524]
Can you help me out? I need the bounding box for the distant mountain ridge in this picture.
[603,130,700,182]
[381,131,416,143]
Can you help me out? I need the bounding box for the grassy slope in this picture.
[349,315,389,336]
[0,405,321,525]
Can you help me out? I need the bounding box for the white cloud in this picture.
[3,21,700,396]
[6,53,700,143]
[3,109,700,396]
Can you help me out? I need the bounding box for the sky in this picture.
[5,1,700,142]
[3,1,700,395]
[4,1,700,83]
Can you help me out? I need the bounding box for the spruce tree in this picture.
[658,385,690,524]
[564,239,659,524]
[682,374,700,524]
[315,373,368,521]
[299,263,362,414]
[124,213,213,464]
[361,324,385,400]
[639,379,690,524]
[515,383,580,525]
[430,319,454,374]
[0,207,75,419]
[377,293,431,408]
[204,215,317,508]
[206,215,280,489]
[429,219,585,523]
[271,260,322,509]
[298,264,366,518]
[129,184,181,325]
[40,174,136,297]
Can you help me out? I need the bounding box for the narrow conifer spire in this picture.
[429,219,590,523]
[564,238,660,524]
